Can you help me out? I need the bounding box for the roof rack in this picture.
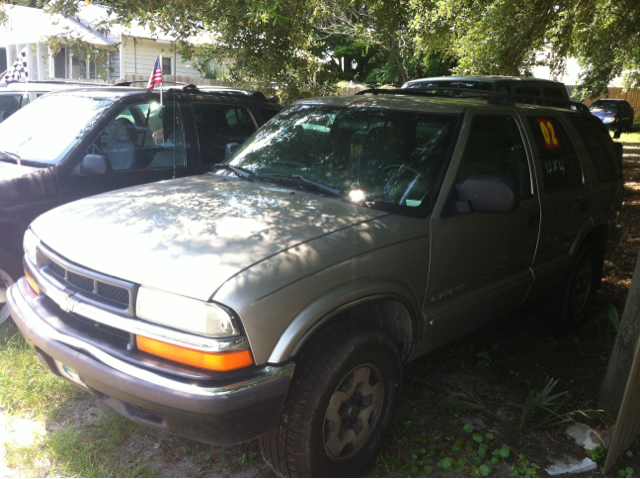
[113,80,270,101]
[0,80,111,87]
[356,87,590,114]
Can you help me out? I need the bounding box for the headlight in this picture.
[602,117,615,123]
[136,286,239,337]
[23,228,40,266]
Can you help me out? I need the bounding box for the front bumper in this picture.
[7,277,293,445]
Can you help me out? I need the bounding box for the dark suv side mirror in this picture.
[455,175,519,214]
[225,142,240,160]
[79,154,112,176]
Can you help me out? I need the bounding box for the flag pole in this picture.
[159,54,163,107]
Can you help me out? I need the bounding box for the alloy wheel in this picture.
[323,363,384,461]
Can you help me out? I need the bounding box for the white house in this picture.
[0,4,225,82]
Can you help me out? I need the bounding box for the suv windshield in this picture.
[590,100,620,113]
[0,95,113,164]
[223,105,459,214]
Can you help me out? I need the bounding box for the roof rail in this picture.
[0,80,111,87]
[114,80,269,101]
[356,87,591,113]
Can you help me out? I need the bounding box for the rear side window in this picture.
[457,115,532,198]
[527,116,583,192]
[261,108,280,122]
[516,87,541,105]
[569,115,622,181]
[192,103,257,165]
[544,87,565,99]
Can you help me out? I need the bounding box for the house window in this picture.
[162,56,172,76]
[54,48,66,78]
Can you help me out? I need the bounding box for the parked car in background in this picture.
[589,99,635,132]
[402,75,570,105]
[0,84,279,323]
[0,80,112,123]
[7,89,622,476]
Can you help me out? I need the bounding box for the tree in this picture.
[409,0,640,97]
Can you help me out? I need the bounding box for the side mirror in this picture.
[79,154,112,176]
[455,175,519,214]
[225,142,240,160]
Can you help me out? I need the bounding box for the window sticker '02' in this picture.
[537,119,560,148]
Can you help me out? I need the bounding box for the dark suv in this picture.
[0,85,280,322]
[7,89,622,477]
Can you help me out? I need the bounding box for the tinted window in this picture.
[193,103,256,165]
[516,87,541,105]
[569,115,622,181]
[495,84,510,94]
[544,87,565,99]
[0,94,25,123]
[91,101,184,171]
[527,116,582,192]
[261,108,279,122]
[223,106,459,214]
[457,116,531,197]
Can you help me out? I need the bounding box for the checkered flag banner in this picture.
[2,47,29,84]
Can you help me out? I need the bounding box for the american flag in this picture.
[147,57,162,91]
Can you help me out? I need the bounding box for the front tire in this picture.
[259,323,402,477]
[0,250,22,326]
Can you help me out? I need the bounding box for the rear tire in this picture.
[259,322,402,477]
[538,242,601,331]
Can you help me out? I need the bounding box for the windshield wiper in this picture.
[261,174,343,197]
[210,164,256,182]
[0,150,22,165]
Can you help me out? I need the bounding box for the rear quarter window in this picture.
[527,116,583,192]
[569,114,622,181]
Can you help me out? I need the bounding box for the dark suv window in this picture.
[457,115,531,197]
[527,116,583,192]
[569,115,622,181]
[193,103,257,165]
[92,100,184,171]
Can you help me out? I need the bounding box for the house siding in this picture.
[121,38,202,78]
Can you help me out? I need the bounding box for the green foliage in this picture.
[520,378,570,431]
[619,467,634,478]
[510,454,539,477]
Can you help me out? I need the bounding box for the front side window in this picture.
[0,94,28,123]
[527,116,583,192]
[457,115,531,198]
[90,101,184,171]
[193,103,257,165]
[223,105,459,215]
[0,94,113,164]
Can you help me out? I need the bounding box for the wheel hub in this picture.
[571,260,593,316]
[323,364,383,461]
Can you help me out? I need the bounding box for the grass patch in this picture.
[5,409,162,477]
[0,324,81,417]
[615,120,640,142]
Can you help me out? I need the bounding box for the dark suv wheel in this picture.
[539,241,601,331]
[259,322,402,477]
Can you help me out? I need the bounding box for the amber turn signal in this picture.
[25,269,39,294]
[136,335,254,371]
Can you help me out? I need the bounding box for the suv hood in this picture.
[0,161,42,181]
[31,174,387,301]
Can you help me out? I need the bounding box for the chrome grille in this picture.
[38,246,134,314]
[97,282,130,305]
